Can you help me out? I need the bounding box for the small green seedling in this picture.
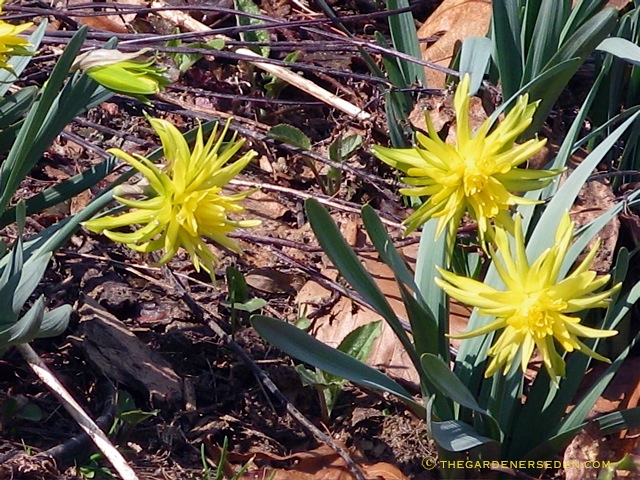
[295,320,382,422]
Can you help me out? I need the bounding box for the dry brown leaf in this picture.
[620,209,640,247]
[299,274,419,386]
[65,0,140,33]
[246,267,305,294]
[570,174,619,275]
[563,422,608,480]
[418,0,492,89]
[208,444,410,480]
[408,88,488,143]
[604,0,633,8]
[418,0,629,90]
[296,215,472,386]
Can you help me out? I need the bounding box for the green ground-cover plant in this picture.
[586,3,640,187]
[295,320,382,422]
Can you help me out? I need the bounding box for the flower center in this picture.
[462,164,487,196]
[173,191,203,236]
[507,292,567,339]
[458,155,492,197]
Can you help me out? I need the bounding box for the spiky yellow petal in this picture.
[84,118,259,275]
[444,213,619,382]
[372,74,560,249]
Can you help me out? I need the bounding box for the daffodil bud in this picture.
[72,49,170,98]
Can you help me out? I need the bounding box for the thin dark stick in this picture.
[160,266,367,480]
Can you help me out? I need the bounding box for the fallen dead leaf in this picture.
[418,0,492,89]
[297,216,472,386]
[563,422,609,480]
[569,174,619,276]
[417,0,629,90]
[205,441,410,480]
[66,0,140,33]
[408,87,488,143]
[246,267,305,294]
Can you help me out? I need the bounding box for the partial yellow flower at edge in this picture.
[83,117,260,275]
[0,0,33,72]
[436,213,619,383]
[373,74,561,248]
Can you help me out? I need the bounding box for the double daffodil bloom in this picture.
[84,117,260,274]
[72,49,170,102]
[373,75,560,247]
[436,213,619,381]
[0,1,33,72]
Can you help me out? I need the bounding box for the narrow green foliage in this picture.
[490,0,617,137]
[296,321,382,421]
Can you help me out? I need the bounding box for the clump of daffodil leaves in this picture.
[84,116,260,276]
[374,74,619,382]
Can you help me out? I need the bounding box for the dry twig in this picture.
[16,344,139,480]
[149,0,371,121]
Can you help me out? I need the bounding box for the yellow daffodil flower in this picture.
[373,74,561,247]
[0,1,33,72]
[84,117,260,275]
[436,213,619,381]
[72,49,170,102]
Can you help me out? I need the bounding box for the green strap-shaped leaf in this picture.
[305,198,424,378]
[0,27,114,215]
[459,37,492,95]
[11,253,51,317]
[415,218,449,362]
[528,110,640,259]
[37,305,72,338]
[490,0,523,100]
[361,205,419,295]
[385,0,426,86]
[0,296,45,346]
[422,354,484,413]
[426,396,497,452]
[0,156,119,229]
[251,315,423,414]
[597,37,640,65]
[525,407,640,461]
[0,87,37,130]
[422,354,502,442]
[20,190,115,262]
[523,8,617,137]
